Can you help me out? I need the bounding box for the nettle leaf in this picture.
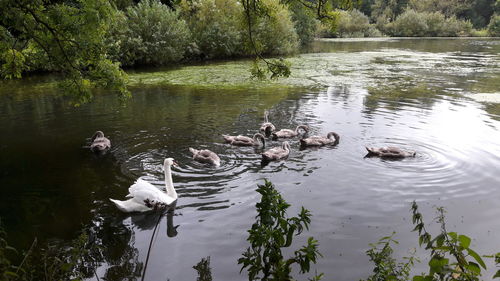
[429,257,449,273]
[458,235,471,249]
[467,261,481,275]
[467,248,487,269]
[448,232,458,241]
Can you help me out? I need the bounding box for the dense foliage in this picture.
[108,0,191,66]
[488,14,500,36]
[319,0,497,37]
[383,9,473,37]
[180,0,244,59]
[0,0,130,105]
[335,9,382,37]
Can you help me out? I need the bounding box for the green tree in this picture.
[0,0,129,105]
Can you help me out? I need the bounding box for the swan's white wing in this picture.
[110,178,176,213]
[128,179,174,206]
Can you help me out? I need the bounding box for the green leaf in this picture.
[448,232,458,240]
[467,261,481,275]
[429,257,448,273]
[467,248,487,269]
[458,235,471,248]
[493,270,500,278]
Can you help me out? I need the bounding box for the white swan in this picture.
[109,158,179,212]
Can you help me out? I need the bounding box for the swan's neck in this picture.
[264,112,269,123]
[164,165,177,199]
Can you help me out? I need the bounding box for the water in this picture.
[0,38,499,280]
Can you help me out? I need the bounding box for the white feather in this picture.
[109,158,178,213]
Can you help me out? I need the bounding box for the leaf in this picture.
[448,232,458,240]
[467,248,487,269]
[467,261,481,275]
[284,225,296,247]
[429,257,448,273]
[458,235,471,248]
[493,270,500,278]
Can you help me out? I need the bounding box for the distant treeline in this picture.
[320,0,500,38]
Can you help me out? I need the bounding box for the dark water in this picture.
[0,38,499,280]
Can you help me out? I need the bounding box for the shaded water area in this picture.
[0,38,499,280]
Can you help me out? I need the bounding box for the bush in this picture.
[389,9,429,37]
[488,14,500,36]
[246,0,300,56]
[336,9,371,37]
[107,0,191,66]
[387,9,472,37]
[180,0,244,59]
[316,9,382,38]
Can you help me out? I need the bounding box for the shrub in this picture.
[387,9,473,37]
[336,9,371,37]
[107,0,191,66]
[180,0,244,59]
[335,9,383,38]
[389,9,429,37]
[488,14,500,37]
[246,0,300,55]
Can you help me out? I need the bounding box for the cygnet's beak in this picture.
[172,160,179,167]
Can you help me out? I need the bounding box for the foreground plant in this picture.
[364,233,416,281]
[365,202,498,281]
[411,202,488,281]
[239,180,323,280]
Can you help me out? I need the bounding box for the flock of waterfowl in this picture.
[87,110,415,213]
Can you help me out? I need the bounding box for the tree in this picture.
[0,0,130,105]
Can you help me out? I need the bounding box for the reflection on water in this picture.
[0,38,499,280]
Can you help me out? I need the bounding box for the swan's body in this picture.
[109,158,178,213]
[365,146,416,158]
[262,141,291,161]
[189,148,221,166]
[272,125,308,140]
[259,111,276,136]
[300,132,340,147]
[223,133,265,147]
[90,131,111,152]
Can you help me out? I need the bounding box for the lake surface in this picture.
[0,38,499,280]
